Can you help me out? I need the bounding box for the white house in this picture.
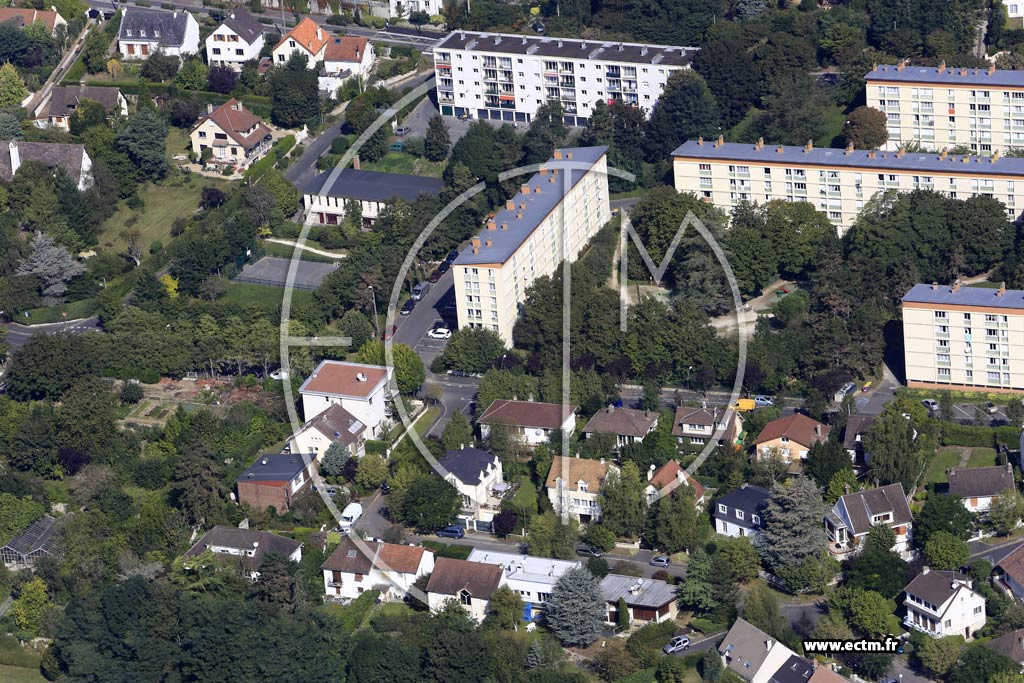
[997,544,1024,600]
[287,403,366,461]
[271,17,329,66]
[948,463,1016,513]
[426,557,506,623]
[298,360,393,439]
[321,536,434,602]
[0,140,93,191]
[439,446,506,532]
[319,35,375,95]
[118,8,199,59]
[545,455,616,524]
[466,549,579,620]
[719,618,799,683]
[713,484,771,539]
[824,483,913,560]
[183,525,302,580]
[903,568,986,640]
[303,163,445,227]
[479,399,577,449]
[205,8,264,71]
[389,0,441,18]
[672,405,743,450]
[644,460,705,507]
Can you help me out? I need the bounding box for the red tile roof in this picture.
[321,536,426,575]
[198,98,270,149]
[479,399,576,430]
[299,361,389,398]
[648,460,705,500]
[325,35,368,63]
[0,7,63,32]
[753,413,830,448]
[274,17,329,56]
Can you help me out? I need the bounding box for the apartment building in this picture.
[432,31,697,126]
[672,138,1024,234]
[452,146,610,343]
[902,281,1024,392]
[866,62,1024,154]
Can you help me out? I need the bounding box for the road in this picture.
[2,317,100,350]
[285,117,344,193]
[969,536,1024,564]
[27,22,96,115]
[853,362,901,416]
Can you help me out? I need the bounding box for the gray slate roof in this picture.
[719,618,788,681]
[309,168,444,202]
[45,85,122,118]
[843,414,875,451]
[714,484,771,529]
[119,7,192,47]
[304,403,365,446]
[903,282,1024,311]
[184,525,301,570]
[0,140,88,185]
[866,63,1024,87]
[237,453,311,484]
[836,483,912,537]
[600,574,676,608]
[219,7,263,44]
[439,446,498,485]
[435,31,697,66]
[455,146,608,266]
[672,140,1024,177]
[904,569,973,606]
[769,656,816,683]
[948,464,1016,498]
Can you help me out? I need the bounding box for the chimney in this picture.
[804,139,813,153]
[961,69,968,76]
[648,463,655,481]
[815,424,821,437]
[207,102,214,114]
[990,63,997,75]
[173,10,177,17]
[486,220,496,231]
[922,566,930,575]
[765,639,774,652]
[845,142,854,155]
[506,199,514,210]
[754,137,764,150]
[896,147,906,158]
[843,482,850,495]
[896,59,907,71]
[697,136,704,146]
[938,61,946,73]
[8,140,19,176]
[534,185,541,194]
[553,149,562,160]
[599,458,605,465]
[471,238,481,248]
[992,150,1002,163]
[715,135,724,148]
[485,238,492,247]
[352,155,360,170]
[952,279,961,293]
[516,211,523,219]
[316,27,322,40]
[566,150,572,160]
[521,184,530,195]
[540,167,548,175]
[519,202,525,210]
[777,145,784,153]
[931,281,939,290]
[548,175,555,183]
[939,148,948,160]
[500,222,507,230]
[998,281,1007,296]
[867,150,876,158]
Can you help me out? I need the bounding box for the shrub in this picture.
[626,621,677,668]
[120,382,144,404]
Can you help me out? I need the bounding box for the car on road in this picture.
[576,544,604,557]
[446,250,459,263]
[429,262,450,283]
[412,281,430,301]
[436,525,465,539]
[400,299,415,315]
[986,401,1000,414]
[753,395,774,407]
[380,481,392,494]
[922,399,939,411]
[649,555,671,567]
[395,126,411,136]
[861,381,874,392]
[428,328,452,340]
[662,636,689,654]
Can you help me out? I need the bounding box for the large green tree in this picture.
[643,70,720,161]
[599,461,647,538]
[116,108,169,181]
[400,475,461,532]
[758,478,828,579]
[545,567,607,646]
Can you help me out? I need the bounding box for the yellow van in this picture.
[732,398,756,412]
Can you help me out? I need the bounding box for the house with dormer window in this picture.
[718,618,799,683]
[713,484,771,538]
[190,99,272,171]
[439,446,506,532]
[672,405,743,450]
[426,557,506,622]
[753,413,830,462]
[118,7,199,59]
[903,567,985,640]
[205,8,263,71]
[824,483,913,559]
[545,455,617,523]
[321,536,433,602]
[271,17,329,65]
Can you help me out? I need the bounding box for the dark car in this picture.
[400,299,415,315]
[380,481,392,494]
[445,250,459,263]
[436,525,465,539]
[576,544,603,558]
[429,262,449,283]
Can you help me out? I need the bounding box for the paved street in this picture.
[969,536,1024,564]
[2,317,100,350]
[853,363,901,416]
[285,119,343,194]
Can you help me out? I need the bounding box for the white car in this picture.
[269,369,289,380]
[428,328,452,340]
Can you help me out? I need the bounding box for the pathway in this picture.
[28,22,95,116]
[264,237,347,259]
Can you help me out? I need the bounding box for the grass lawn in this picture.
[815,104,848,148]
[926,447,963,486]
[166,127,192,162]
[967,447,998,468]
[22,297,99,324]
[220,282,313,312]
[0,665,45,683]
[363,152,445,178]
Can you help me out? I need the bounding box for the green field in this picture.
[22,297,99,324]
[0,665,45,683]
[221,282,314,311]
[967,447,998,468]
[363,152,445,178]
[926,447,963,486]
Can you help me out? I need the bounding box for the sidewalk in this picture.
[264,237,347,259]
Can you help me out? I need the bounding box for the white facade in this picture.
[433,31,696,126]
[118,10,199,59]
[321,544,434,602]
[466,550,579,616]
[442,448,506,531]
[205,19,263,70]
[904,571,986,640]
[545,456,616,524]
[298,361,393,439]
[389,0,441,16]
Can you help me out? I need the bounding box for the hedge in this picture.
[940,423,1020,448]
[336,590,380,633]
[614,670,657,683]
[364,440,388,456]
[243,134,296,181]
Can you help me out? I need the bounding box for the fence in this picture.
[231,275,321,290]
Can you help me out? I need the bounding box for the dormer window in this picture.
[752,515,760,525]
[459,589,472,605]
[872,512,892,524]
[718,504,727,514]
[125,29,132,36]
[578,482,587,492]
[140,29,146,37]
[154,29,160,38]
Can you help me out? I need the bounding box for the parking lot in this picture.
[921,398,1013,425]
[411,319,451,367]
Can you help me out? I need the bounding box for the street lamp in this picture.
[685,365,693,392]
[367,285,378,336]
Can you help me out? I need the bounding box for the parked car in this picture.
[395,126,411,136]
[400,299,415,315]
[428,328,452,340]
[662,636,689,654]
[338,502,363,533]
[732,398,755,412]
[922,399,939,411]
[411,281,430,301]
[986,401,999,414]
[446,250,459,263]
[650,555,671,567]
[576,544,603,558]
[436,525,465,539]
[861,381,874,392]
[269,368,288,380]
[380,481,392,494]
[753,395,774,407]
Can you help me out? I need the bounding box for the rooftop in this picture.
[301,403,365,446]
[325,35,368,62]
[719,618,795,680]
[647,460,705,500]
[582,406,659,438]
[948,464,1015,498]
[435,31,697,67]
[904,568,974,606]
[753,413,830,448]
[217,7,263,44]
[321,536,427,575]
[196,98,271,149]
[439,446,499,486]
[466,549,580,585]
[842,414,875,451]
[184,525,301,570]
[0,140,89,186]
[672,139,1024,177]
[426,557,504,599]
[866,62,1024,88]
[545,455,611,492]
[309,168,444,202]
[454,146,607,266]
[119,7,193,47]
[43,85,122,119]
[299,360,390,398]
[769,656,817,683]
[0,7,63,31]
[0,514,65,559]
[986,627,1024,664]
[998,544,1024,586]
[715,484,771,518]
[275,17,329,56]
[237,453,311,485]
[478,399,577,430]
[835,483,912,536]
[672,405,737,437]
[600,573,677,608]
[903,282,1024,311]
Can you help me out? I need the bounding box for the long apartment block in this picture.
[672,138,1024,234]
[903,282,1024,393]
[866,62,1024,154]
[432,31,697,126]
[453,146,611,344]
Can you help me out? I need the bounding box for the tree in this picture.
[599,462,647,538]
[647,485,700,553]
[0,493,45,545]
[340,309,374,350]
[69,98,108,135]
[825,469,862,505]
[916,494,973,547]
[116,108,169,181]
[355,453,389,490]
[175,58,209,90]
[270,54,320,128]
[200,186,226,210]
[400,475,460,531]
[545,567,606,646]
[260,168,300,218]
[843,106,888,149]
[643,70,720,161]
[758,478,827,576]
[805,438,853,488]
[917,635,966,677]
[990,488,1024,536]
[437,328,506,373]
[424,114,451,161]
[248,552,296,608]
[16,233,86,305]
[81,30,109,73]
[347,633,422,683]
[0,61,27,108]
[718,536,761,582]
[865,410,921,490]
[925,530,970,570]
[521,101,568,164]
[831,586,893,637]
[11,576,48,636]
[140,51,180,81]
[699,648,724,682]
[320,442,349,477]
[485,585,523,630]
[676,548,718,613]
[355,340,425,394]
[207,65,237,94]
[741,583,793,644]
[940,391,956,422]
[846,526,908,598]
[949,643,1020,683]
[441,411,474,451]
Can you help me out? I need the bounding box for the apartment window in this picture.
[718,504,727,514]
[974,606,983,615]
[938,367,951,378]
[698,163,712,172]
[934,311,947,319]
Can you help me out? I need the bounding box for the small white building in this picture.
[600,574,678,625]
[439,446,505,532]
[466,549,579,619]
[545,455,616,524]
[824,483,913,560]
[298,360,393,439]
[118,7,199,59]
[287,403,366,462]
[303,164,445,227]
[205,8,264,71]
[321,536,434,602]
[948,463,1016,513]
[713,484,771,539]
[479,399,577,449]
[183,525,302,580]
[389,0,441,18]
[903,568,986,640]
[644,460,705,507]
[426,557,506,623]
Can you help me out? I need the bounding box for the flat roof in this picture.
[309,168,444,203]
[600,574,676,608]
[866,63,1024,88]
[298,360,390,398]
[903,282,1024,310]
[466,549,580,586]
[435,31,696,67]
[671,140,1024,177]
[454,146,607,266]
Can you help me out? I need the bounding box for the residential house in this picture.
[644,460,705,507]
[34,85,127,132]
[319,35,374,95]
[190,99,272,170]
[753,413,830,462]
[842,414,875,465]
[426,557,506,622]
[466,549,579,620]
[948,463,1016,513]
[824,483,913,559]
[298,360,393,439]
[439,446,506,532]
[303,163,445,226]
[545,455,617,524]
[205,8,264,71]
[582,405,659,450]
[903,567,986,639]
[183,525,301,579]
[287,403,366,462]
[118,8,200,59]
[807,670,852,683]
[0,7,66,36]
[985,627,1024,666]
[718,618,799,683]
[0,514,65,569]
[714,484,771,538]
[271,17,329,65]
[321,536,434,602]
[600,574,678,625]
[672,405,743,450]
[236,453,315,513]
[0,140,93,190]
[997,543,1024,600]
[479,399,577,448]
[767,656,817,683]
[390,0,441,18]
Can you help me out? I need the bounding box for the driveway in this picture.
[854,362,901,416]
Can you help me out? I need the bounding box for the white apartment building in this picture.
[673,138,1024,234]
[205,8,264,71]
[866,62,1024,154]
[902,282,1024,393]
[433,31,697,126]
[453,146,611,343]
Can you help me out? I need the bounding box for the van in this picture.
[411,281,430,300]
[732,398,755,412]
[338,502,363,533]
